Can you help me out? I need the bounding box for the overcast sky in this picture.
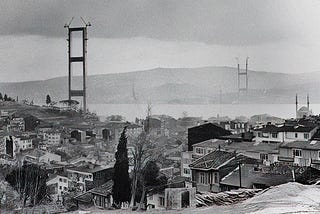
[1,0,320,82]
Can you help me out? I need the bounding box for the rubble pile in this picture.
[196,189,261,207]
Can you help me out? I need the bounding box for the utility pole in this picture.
[146,101,152,134]
[219,87,222,117]
[296,94,298,118]
[238,162,242,188]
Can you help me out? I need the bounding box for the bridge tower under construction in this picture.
[65,18,91,112]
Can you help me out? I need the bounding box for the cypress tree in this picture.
[0,93,2,100]
[112,127,131,208]
[4,94,7,101]
[46,94,51,105]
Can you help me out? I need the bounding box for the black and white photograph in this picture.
[1,0,320,213]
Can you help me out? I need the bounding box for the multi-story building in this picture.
[189,150,259,192]
[1,135,35,158]
[253,124,318,143]
[47,173,69,201]
[220,120,249,134]
[66,164,113,192]
[43,130,61,145]
[279,140,320,168]
[7,117,25,132]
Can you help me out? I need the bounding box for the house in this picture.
[1,135,37,158]
[24,149,61,164]
[47,172,69,201]
[72,180,114,210]
[192,139,226,159]
[66,163,113,192]
[187,123,231,151]
[219,120,249,134]
[219,164,294,191]
[253,124,318,143]
[189,150,259,192]
[279,140,320,168]
[90,180,113,209]
[71,130,86,143]
[7,117,25,132]
[43,130,61,145]
[147,178,196,210]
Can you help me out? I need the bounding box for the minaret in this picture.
[307,94,310,111]
[296,94,298,118]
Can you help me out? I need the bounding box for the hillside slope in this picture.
[1,66,320,104]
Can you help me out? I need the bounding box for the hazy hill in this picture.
[1,66,320,104]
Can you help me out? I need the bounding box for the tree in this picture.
[5,163,49,207]
[112,127,131,208]
[0,93,2,100]
[138,160,167,210]
[4,94,7,101]
[46,94,51,106]
[130,132,164,208]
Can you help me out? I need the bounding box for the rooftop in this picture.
[189,150,236,170]
[254,124,317,133]
[67,164,112,174]
[89,180,113,196]
[220,164,294,188]
[280,140,320,150]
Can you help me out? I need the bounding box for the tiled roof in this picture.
[67,164,112,174]
[189,150,236,170]
[280,140,320,150]
[220,164,294,188]
[89,180,113,196]
[192,139,226,148]
[255,124,317,133]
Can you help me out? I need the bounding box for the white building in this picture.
[181,151,192,178]
[24,149,61,164]
[43,131,61,145]
[47,173,69,201]
[253,124,318,143]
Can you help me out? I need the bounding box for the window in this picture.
[195,147,204,155]
[59,186,62,190]
[96,195,104,207]
[318,151,320,160]
[159,197,165,207]
[184,168,190,175]
[295,133,298,138]
[258,132,262,137]
[262,132,269,138]
[293,149,302,157]
[200,172,207,184]
[271,133,278,138]
[64,187,67,191]
[260,153,268,161]
[59,178,62,182]
[304,133,309,139]
[214,173,219,183]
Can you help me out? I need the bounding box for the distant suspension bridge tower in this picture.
[236,57,249,103]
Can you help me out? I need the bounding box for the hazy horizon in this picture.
[2,65,320,84]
